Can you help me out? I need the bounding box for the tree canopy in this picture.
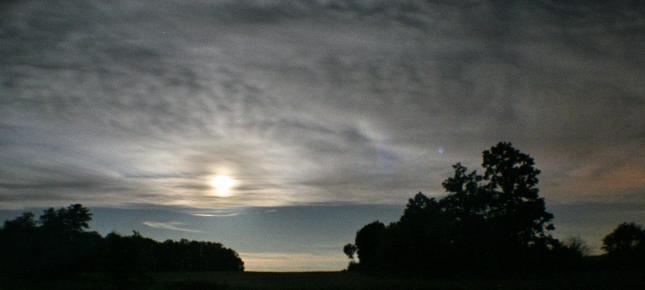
[602,222,645,266]
[0,204,244,276]
[343,142,572,273]
[39,204,92,232]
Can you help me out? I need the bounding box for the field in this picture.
[2,270,645,290]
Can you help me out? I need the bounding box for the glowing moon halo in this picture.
[210,175,235,197]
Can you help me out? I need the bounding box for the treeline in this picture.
[343,142,645,274]
[0,204,244,276]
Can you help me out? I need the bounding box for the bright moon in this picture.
[210,175,235,196]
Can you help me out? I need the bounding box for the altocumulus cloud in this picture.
[0,0,644,210]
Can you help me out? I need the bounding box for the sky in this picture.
[1,0,644,271]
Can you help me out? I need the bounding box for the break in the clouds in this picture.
[1,0,644,210]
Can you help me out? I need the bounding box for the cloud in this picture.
[142,221,204,233]
[0,0,643,209]
[191,209,240,217]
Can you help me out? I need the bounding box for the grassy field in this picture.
[2,270,645,290]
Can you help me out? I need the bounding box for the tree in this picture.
[441,163,485,219]
[344,142,559,273]
[40,204,92,232]
[440,142,556,266]
[1,204,245,276]
[354,221,386,269]
[399,193,444,226]
[397,193,455,272]
[0,212,39,273]
[2,212,36,232]
[602,222,645,256]
[480,142,555,247]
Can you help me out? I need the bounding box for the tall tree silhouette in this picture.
[480,142,554,247]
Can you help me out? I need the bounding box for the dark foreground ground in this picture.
[2,270,645,290]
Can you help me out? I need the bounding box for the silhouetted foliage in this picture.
[602,222,645,254]
[344,142,574,274]
[40,204,92,232]
[0,204,244,277]
[354,221,387,270]
[2,212,36,232]
[602,222,645,267]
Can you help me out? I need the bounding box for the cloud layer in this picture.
[1,0,644,209]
